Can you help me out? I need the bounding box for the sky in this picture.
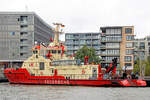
[0,0,150,40]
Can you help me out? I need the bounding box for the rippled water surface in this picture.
[0,82,150,100]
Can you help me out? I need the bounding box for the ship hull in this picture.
[4,68,146,87]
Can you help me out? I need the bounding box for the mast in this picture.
[53,23,65,45]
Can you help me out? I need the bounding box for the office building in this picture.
[0,12,54,64]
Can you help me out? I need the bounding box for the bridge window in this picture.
[33,50,38,54]
[52,50,56,54]
[40,62,44,70]
[58,50,61,53]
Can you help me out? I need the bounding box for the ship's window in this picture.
[51,69,54,73]
[35,50,38,54]
[58,50,61,53]
[49,62,51,66]
[33,50,38,54]
[36,55,38,58]
[40,62,44,70]
[52,50,56,54]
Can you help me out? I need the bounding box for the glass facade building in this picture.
[65,33,101,55]
[134,36,150,61]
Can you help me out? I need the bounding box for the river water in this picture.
[0,82,150,100]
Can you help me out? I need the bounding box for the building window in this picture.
[80,39,86,44]
[125,56,132,62]
[80,34,85,38]
[126,49,133,55]
[20,53,27,57]
[73,34,79,38]
[20,32,28,35]
[10,32,15,35]
[39,62,45,70]
[20,46,23,49]
[20,25,28,28]
[20,25,28,31]
[126,42,133,48]
[139,42,145,49]
[66,34,73,39]
[126,35,134,41]
[106,29,121,34]
[106,43,120,48]
[125,63,132,66]
[125,28,132,34]
[148,42,150,46]
[20,16,28,23]
[20,39,27,43]
[65,40,73,44]
[20,53,23,56]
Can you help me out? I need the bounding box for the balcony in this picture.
[65,42,73,44]
[20,42,29,46]
[92,36,99,39]
[67,47,74,50]
[100,53,120,56]
[101,33,106,37]
[20,28,28,32]
[74,47,79,50]
[20,49,28,53]
[20,35,29,39]
[73,42,79,44]
[105,47,120,49]
[101,39,122,43]
[20,21,28,25]
[100,45,106,49]
[86,41,92,44]
[93,47,100,50]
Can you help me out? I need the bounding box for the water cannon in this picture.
[112,58,117,65]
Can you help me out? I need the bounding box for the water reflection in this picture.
[0,83,150,100]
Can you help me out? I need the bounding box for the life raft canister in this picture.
[82,69,86,74]
[40,72,43,75]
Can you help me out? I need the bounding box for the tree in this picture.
[134,56,150,76]
[75,45,101,64]
[133,57,140,73]
[145,56,150,76]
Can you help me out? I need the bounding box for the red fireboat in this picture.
[4,23,146,87]
[4,58,147,87]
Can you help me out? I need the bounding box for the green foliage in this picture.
[75,45,101,64]
[134,56,150,76]
[133,57,140,73]
[145,56,150,76]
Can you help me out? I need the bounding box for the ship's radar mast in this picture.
[53,23,65,45]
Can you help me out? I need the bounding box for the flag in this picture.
[61,25,65,27]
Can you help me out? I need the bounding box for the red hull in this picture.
[4,68,146,87]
